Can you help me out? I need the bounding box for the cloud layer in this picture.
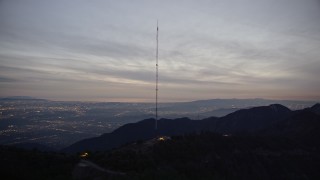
[1,0,320,102]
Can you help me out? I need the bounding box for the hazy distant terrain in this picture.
[0,97,315,149]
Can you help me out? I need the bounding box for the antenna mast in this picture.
[155,21,159,130]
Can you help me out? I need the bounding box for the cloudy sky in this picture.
[0,0,320,102]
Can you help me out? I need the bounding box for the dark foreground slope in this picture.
[76,104,320,179]
[86,132,320,180]
[81,104,320,179]
[0,145,76,180]
[263,103,320,146]
[4,130,320,180]
[63,117,207,153]
[64,104,292,153]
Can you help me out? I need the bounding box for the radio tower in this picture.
[155,21,159,131]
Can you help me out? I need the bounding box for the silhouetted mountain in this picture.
[310,103,320,115]
[214,104,291,133]
[63,117,212,153]
[263,109,320,147]
[88,132,320,180]
[0,145,75,179]
[11,142,56,152]
[63,104,296,153]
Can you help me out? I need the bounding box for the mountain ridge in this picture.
[63,103,318,153]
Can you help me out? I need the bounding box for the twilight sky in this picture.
[0,0,320,102]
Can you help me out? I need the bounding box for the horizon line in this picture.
[1,96,318,103]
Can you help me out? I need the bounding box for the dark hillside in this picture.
[310,103,320,115]
[0,145,76,180]
[263,109,320,147]
[87,132,320,180]
[214,104,291,133]
[63,117,219,153]
[63,104,292,153]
